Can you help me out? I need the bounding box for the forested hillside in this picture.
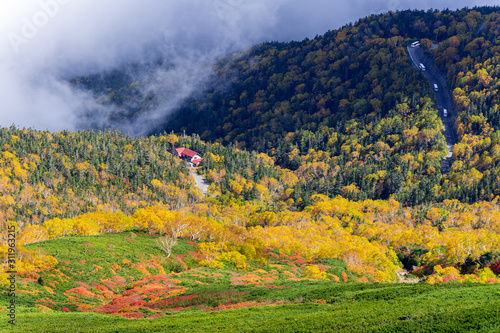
[166,6,500,206]
[2,127,500,287]
[430,9,500,203]
[3,6,500,332]
[0,127,199,224]
[73,7,500,206]
[2,127,500,329]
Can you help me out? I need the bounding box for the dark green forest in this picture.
[72,7,500,207]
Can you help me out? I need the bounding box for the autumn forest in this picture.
[2,6,500,333]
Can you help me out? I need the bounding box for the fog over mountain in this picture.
[0,0,497,133]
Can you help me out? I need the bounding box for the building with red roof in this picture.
[174,148,203,167]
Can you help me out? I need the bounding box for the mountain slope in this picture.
[74,7,500,205]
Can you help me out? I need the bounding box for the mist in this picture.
[0,0,498,134]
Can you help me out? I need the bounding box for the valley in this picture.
[2,5,500,332]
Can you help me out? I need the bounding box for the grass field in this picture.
[3,283,500,332]
[2,232,500,332]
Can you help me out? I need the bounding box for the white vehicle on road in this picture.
[411,41,420,47]
[419,63,426,71]
[443,109,448,117]
[434,84,438,91]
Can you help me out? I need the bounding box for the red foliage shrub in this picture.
[140,287,169,296]
[94,285,114,298]
[490,260,500,275]
[18,271,40,280]
[145,274,170,281]
[66,287,95,298]
[123,289,139,297]
[412,265,433,277]
[77,304,94,312]
[111,295,143,305]
[280,260,296,267]
[74,282,90,289]
[102,280,117,290]
[60,307,71,312]
[94,305,122,314]
[188,251,202,259]
[89,282,100,288]
[145,299,170,309]
[111,276,127,285]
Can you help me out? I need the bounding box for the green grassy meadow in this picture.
[2,232,500,332]
[4,283,500,333]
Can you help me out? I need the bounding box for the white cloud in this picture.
[0,0,497,133]
[0,0,289,133]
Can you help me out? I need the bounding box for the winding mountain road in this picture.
[407,44,458,173]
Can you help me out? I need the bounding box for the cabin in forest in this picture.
[174,148,203,167]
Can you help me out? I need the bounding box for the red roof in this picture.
[191,158,203,165]
[175,148,199,158]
